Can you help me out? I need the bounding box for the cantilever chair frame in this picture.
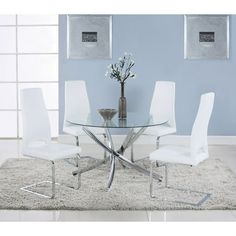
[149,162,211,207]
[21,154,81,199]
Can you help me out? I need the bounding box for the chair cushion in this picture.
[22,142,82,160]
[149,145,208,166]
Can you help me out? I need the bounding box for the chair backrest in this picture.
[64,80,91,125]
[150,81,176,127]
[21,88,51,149]
[191,92,215,161]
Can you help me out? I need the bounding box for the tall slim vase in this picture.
[119,82,127,119]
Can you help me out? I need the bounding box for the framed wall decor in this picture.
[184,15,229,59]
[67,15,112,59]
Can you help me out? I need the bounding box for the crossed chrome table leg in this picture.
[73,126,162,189]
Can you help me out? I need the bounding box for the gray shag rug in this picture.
[0,157,236,210]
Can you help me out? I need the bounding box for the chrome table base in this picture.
[73,126,162,189]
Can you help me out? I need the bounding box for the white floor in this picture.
[0,139,236,222]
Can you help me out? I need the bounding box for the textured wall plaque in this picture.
[67,15,112,59]
[184,15,229,59]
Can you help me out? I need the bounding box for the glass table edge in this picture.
[66,120,169,129]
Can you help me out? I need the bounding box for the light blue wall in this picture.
[59,15,236,135]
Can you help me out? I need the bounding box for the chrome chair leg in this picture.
[21,155,81,199]
[130,143,134,162]
[74,154,79,167]
[155,137,160,167]
[165,164,168,188]
[51,161,55,199]
[103,134,107,161]
[149,162,211,206]
[77,173,81,189]
[149,161,154,198]
[76,154,81,189]
[21,160,58,199]
[75,136,79,146]
[156,136,160,149]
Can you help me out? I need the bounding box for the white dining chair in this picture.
[20,88,82,199]
[63,81,107,158]
[149,92,215,206]
[131,81,176,162]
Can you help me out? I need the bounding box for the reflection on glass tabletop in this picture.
[67,112,168,128]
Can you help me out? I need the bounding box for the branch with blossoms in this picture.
[105,52,136,83]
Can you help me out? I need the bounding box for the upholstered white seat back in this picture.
[191,93,215,161]
[64,80,91,124]
[21,88,51,149]
[150,81,176,127]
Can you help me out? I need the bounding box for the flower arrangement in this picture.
[105,52,136,83]
[105,52,136,119]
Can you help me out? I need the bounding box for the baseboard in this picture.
[58,134,236,145]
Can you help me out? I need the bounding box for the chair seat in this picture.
[23,142,82,160]
[143,124,176,136]
[149,145,208,166]
[63,124,105,136]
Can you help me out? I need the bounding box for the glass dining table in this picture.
[67,112,168,189]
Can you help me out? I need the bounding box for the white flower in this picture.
[105,53,135,82]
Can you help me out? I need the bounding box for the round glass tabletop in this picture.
[67,112,168,128]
